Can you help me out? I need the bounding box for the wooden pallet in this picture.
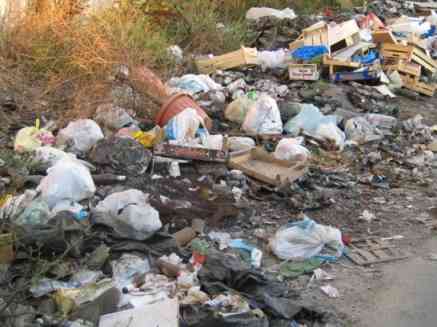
[346,238,409,266]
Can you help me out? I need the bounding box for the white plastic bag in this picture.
[37,159,96,209]
[257,49,289,70]
[270,217,344,261]
[56,119,104,154]
[242,94,283,134]
[164,108,205,142]
[273,137,310,161]
[227,137,255,152]
[94,189,162,240]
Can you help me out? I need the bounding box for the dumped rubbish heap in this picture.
[3,3,437,327]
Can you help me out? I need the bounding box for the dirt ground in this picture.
[294,96,437,326]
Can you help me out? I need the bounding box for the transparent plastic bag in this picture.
[242,94,283,134]
[270,217,344,261]
[56,119,104,154]
[273,137,310,161]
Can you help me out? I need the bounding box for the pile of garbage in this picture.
[3,3,437,327]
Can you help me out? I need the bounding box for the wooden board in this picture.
[412,47,437,73]
[289,64,319,80]
[154,143,228,162]
[196,47,258,74]
[228,147,307,186]
[346,238,409,266]
[372,30,397,44]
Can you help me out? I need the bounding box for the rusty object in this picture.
[129,66,170,107]
[0,232,15,264]
[155,93,212,129]
[154,143,228,162]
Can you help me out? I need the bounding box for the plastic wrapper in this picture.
[111,254,150,289]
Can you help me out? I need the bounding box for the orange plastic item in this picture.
[155,93,212,129]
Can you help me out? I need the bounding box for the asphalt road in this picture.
[360,237,437,327]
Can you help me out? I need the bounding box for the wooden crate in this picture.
[399,74,436,97]
[228,147,307,187]
[384,61,421,80]
[196,47,258,74]
[289,64,319,80]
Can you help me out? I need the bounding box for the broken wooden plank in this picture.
[346,238,409,266]
[154,143,228,162]
[196,47,258,74]
[411,47,437,73]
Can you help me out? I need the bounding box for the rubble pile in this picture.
[3,2,437,327]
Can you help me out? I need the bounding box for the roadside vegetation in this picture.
[0,0,362,119]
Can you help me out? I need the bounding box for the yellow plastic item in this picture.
[133,126,164,148]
